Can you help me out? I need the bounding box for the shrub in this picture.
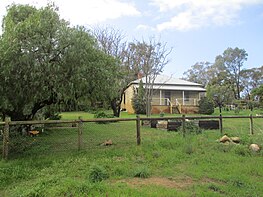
[94,111,114,124]
[89,164,109,183]
[132,80,146,114]
[133,165,150,178]
[179,121,202,135]
[183,144,194,155]
[198,97,214,115]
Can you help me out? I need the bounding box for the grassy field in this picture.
[0,109,262,196]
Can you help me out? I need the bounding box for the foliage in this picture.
[94,111,114,124]
[94,111,113,119]
[198,97,214,115]
[0,4,117,121]
[132,80,146,114]
[240,66,263,99]
[89,164,109,183]
[183,47,261,104]
[182,61,211,86]
[183,143,194,155]
[92,26,137,117]
[41,105,62,120]
[133,165,150,178]
[252,84,263,107]
[207,84,234,107]
[222,47,248,99]
[179,121,202,134]
[126,38,172,116]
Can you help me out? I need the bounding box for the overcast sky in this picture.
[1,0,263,77]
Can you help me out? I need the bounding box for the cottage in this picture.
[121,75,206,114]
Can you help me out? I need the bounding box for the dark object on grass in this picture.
[167,121,182,131]
[150,120,158,128]
[199,120,219,130]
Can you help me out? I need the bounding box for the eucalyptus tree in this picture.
[222,47,248,99]
[0,4,115,120]
[251,84,263,106]
[183,62,211,87]
[91,26,135,117]
[127,39,172,116]
[240,66,263,99]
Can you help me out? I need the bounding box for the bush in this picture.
[94,111,114,124]
[179,121,202,134]
[183,144,194,155]
[89,164,109,183]
[132,80,146,114]
[133,166,150,178]
[198,97,214,115]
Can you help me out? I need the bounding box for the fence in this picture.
[1,115,263,160]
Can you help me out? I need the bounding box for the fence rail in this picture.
[1,115,263,160]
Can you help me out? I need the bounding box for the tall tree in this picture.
[0,4,113,120]
[251,84,263,106]
[183,61,211,86]
[222,47,248,99]
[91,26,136,117]
[127,38,172,116]
[240,66,263,99]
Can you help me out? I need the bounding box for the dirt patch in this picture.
[114,177,194,189]
[201,177,225,185]
[113,177,225,189]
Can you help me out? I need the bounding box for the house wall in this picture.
[121,85,135,114]
[121,86,204,114]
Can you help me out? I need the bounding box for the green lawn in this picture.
[0,110,262,196]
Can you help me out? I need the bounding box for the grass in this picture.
[0,109,262,196]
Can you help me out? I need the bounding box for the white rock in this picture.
[249,144,260,152]
[220,135,231,143]
[231,137,240,143]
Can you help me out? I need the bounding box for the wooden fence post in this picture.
[136,115,141,145]
[78,116,83,151]
[249,114,254,135]
[2,117,10,160]
[219,114,223,134]
[182,114,186,137]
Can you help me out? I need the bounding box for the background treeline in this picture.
[183,48,263,109]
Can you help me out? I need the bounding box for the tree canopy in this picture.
[0,4,117,120]
[183,47,262,105]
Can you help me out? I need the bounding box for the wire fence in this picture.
[1,115,263,160]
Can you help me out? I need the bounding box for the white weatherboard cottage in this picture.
[121,75,206,114]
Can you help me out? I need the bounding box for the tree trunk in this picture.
[110,99,120,117]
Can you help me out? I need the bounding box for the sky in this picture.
[1,0,263,78]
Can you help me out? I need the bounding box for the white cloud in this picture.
[136,24,155,31]
[152,0,263,31]
[0,0,140,29]
[56,0,140,25]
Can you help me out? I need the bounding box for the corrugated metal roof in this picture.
[134,84,206,91]
[132,75,203,86]
[131,75,206,91]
